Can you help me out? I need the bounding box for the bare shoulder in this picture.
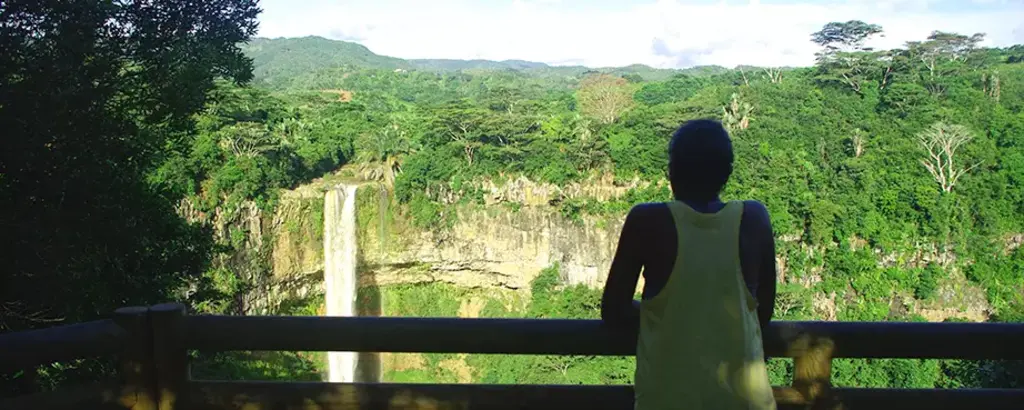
[625,202,670,227]
[741,200,770,218]
[741,200,773,230]
[628,202,669,217]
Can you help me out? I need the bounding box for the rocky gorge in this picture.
[193,170,991,324]
[176,169,1001,383]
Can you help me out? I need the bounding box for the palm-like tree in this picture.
[722,93,754,132]
[272,115,313,147]
[354,120,415,187]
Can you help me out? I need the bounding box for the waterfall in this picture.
[323,184,358,383]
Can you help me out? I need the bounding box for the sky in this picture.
[256,0,1024,69]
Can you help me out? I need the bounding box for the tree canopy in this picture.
[1,0,259,394]
[3,12,1024,393]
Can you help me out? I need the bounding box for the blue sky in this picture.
[256,0,1024,69]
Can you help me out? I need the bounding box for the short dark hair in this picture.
[668,119,734,201]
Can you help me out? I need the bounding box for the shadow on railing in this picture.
[2,302,1024,410]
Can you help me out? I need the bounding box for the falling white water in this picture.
[323,184,358,383]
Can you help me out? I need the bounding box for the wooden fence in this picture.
[2,302,1024,410]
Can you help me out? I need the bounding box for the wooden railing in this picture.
[2,302,1024,410]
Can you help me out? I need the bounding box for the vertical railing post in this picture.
[790,335,839,410]
[114,307,158,410]
[149,303,188,410]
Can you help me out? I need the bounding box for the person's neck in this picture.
[675,196,725,213]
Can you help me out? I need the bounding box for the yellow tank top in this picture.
[634,201,776,410]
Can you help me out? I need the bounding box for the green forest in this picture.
[3,0,1024,398]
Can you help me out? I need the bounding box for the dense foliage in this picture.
[177,25,1024,387]
[0,0,259,395]
[2,5,1023,396]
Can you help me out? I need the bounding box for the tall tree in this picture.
[0,0,259,373]
[906,31,987,95]
[876,48,912,90]
[811,21,884,54]
[432,101,490,166]
[576,73,635,125]
[926,31,987,64]
[811,21,884,94]
[917,122,980,193]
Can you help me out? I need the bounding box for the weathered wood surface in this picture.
[0,381,127,410]
[115,306,158,410]
[0,319,126,373]
[186,381,1024,410]
[185,316,1024,359]
[150,303,189,410]
[6,308,1024,410]
[790,334,837,408]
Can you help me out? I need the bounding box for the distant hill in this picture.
[242,36,728,88]
[409,58,550,71]
[242,36,414,88]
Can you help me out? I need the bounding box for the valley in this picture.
[5,7,1023,395]
[183,32,1024,388]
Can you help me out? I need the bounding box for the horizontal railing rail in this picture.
[0,306,160,410]
[0,319,126,373]
[184,381,1024,410]
[185,315,1024,359]
[3,302,1024,410]
[1,381,127,410]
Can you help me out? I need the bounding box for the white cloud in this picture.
[256,0,1024,69]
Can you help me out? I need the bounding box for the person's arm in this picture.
[601,206,645,331]
[754,203,777,338]
[756,240,777,331]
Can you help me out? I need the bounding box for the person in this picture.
[600,119,778,410]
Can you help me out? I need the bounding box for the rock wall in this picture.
[230,174,991,322]
[262,185,626,293]
[363,204,624,290]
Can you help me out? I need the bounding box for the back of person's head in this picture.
[668,119,734,201]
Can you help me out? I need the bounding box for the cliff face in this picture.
[361,174,645,289]
[263,181,627,298]
[227,174,991,322]
[258,174,636,302]
[365,204,624,290]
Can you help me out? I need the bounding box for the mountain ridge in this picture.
[241,36,730,87]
